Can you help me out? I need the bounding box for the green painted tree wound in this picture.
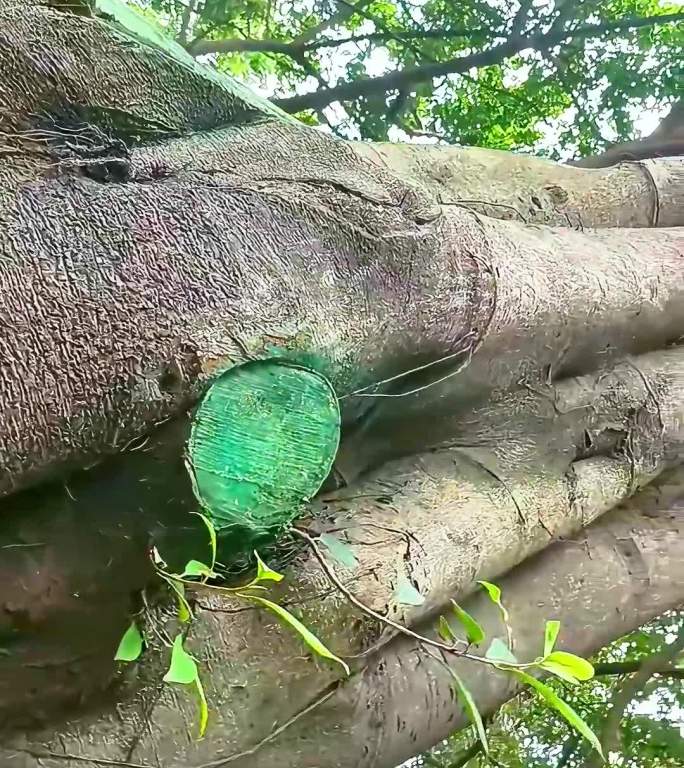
[188,360,340,539]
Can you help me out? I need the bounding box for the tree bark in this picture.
[352,142,684,228]
[2,465,682,768]
[572,100,684,169]
[0,5,683,768]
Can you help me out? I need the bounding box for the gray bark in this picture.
[2,467,682,768]
[0,4,683,768]
[352,142,684,228]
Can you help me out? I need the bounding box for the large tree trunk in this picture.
[1,3,683,767]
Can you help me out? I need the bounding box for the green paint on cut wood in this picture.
[187,360,340,545]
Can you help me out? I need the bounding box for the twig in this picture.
[291,527,463,653]
[15,750,152,768]
[340,332,476,399]
[196,685,339,767]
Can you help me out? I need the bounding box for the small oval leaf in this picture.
[163,634,198,685]
[395,575,425,606]
[451,601,486,645]
[254,552,284,583]
[478,580,510,622]
[485,638,518,665]
[181,560,216,579]
[438,615,456,644]
[545,651,595,681]
[478,580,502,604]
[319,533,359,570]
[115,621,143,662]
[540,660,580,686]
[544,620,561,657]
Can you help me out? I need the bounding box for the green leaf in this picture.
[163,634,198,685]
[114,621,143,662]
[438,615,456,644]
[540,659,581,686]
[161,575,193,623]
[395,575,425,606]
[485,638,518,665]
[449,669,489,755]
[319,533,359,570]
[544,651,595,681]
[478,580,501,603]
[181,560,216,580]
[195,677,209,738]
[451,601,486,645]
[253,551,284,583]
[193,511,217,571]
[512,670,604,759]
[544,620,561,657]
[244,594,350,675]
[477,580,510,624]
[477,580,511,646]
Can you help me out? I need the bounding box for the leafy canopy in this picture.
[130,0,682,157]
[418,611,684,768]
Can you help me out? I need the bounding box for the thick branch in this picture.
[274,13,684,112]
[353,142,684,227]
[188,36,304,57]
[189,27,476,58]
[3,469,682,767]
[291,0,374,45]
[593,660,684,679]
[573,100,684,168]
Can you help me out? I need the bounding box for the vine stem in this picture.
[195,685,339,768]
[290,527,512,670]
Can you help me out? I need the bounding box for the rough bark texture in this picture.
[0,4,683,768]
[2,467,682,768]
[352,142,684,228]
[2,105,683,496]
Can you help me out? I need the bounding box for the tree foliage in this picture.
[417,611,684,768]
[131,0,682,157]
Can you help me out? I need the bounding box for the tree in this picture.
[135,0,683,155]
[418,611,684,767]
[0,2,682,768]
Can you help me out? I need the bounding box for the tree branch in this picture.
[445,737,486,768]
[305,27,473,49]
[177,0,198,45]
[585,630,684,768]
[510,0,534,36]
[188,36,302,57]
[273,12,684,113]
[593,659,684,679]
[292,0,374,45]
[573,99,684,167]
[187,16,474,61]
